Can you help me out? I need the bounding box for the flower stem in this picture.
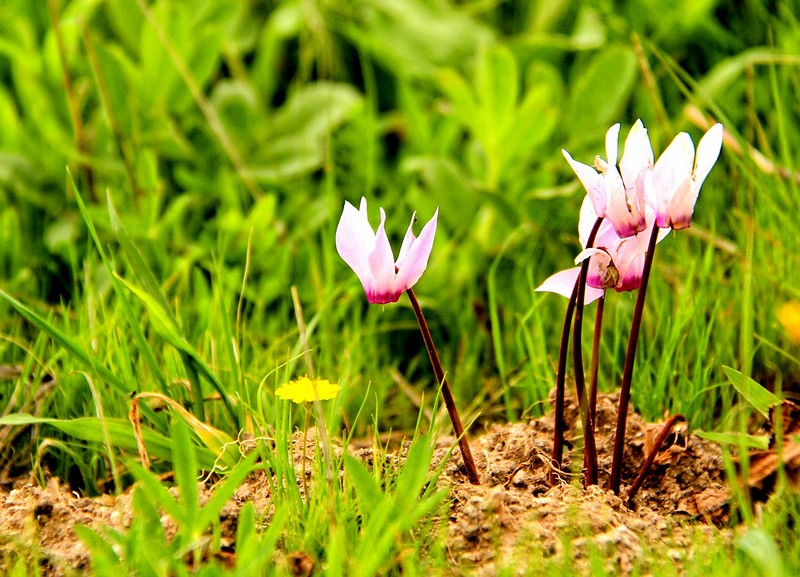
[406,288,481,485]
[572,217,603,486]
[609,224,660,495]
[626,414,686,505]
[588,296,605,434]
[550,281,578,485]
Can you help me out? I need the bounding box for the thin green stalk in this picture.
[609,224,660,495]
[573,217,604,486]
[406,288,480,485]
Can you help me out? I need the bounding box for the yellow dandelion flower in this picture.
[275,376,340,404]
[778,301,800,344]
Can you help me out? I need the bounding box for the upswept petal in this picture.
[367,208,401,303]
[619,119,653,189]
[647,132,694,217]
[605,123,621,167]
[395,209,438,294]
[396,211,418,268]
[336,199,376,278]
[694,123,724,190]
[535,266,604,304]
[564,149,607,217]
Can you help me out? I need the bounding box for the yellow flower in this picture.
[778,301,800,344]
[275,376,340,404]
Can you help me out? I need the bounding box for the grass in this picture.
[1,0,799,574]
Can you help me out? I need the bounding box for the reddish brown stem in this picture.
[588,296,605,433]
[626,414,687,505]
[609,224,660,494]
[549,281,578,485]
[406,288,480,485]
[573,217,603,486]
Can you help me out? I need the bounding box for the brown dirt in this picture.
[0,393,738,576]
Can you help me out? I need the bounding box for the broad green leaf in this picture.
[476,44,518,142]
[737,528,785,577]
[722,366,781,419]
[344,454,385,512]
[568,45,637,140]
[694,430,770,450]
[394,435,434,510]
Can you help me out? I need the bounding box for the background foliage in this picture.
[0,0,799,573]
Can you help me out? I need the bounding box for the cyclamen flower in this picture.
[562,120,653,238]
[645,123,723,230]
[336,197,438,304]
[536,196,668,303]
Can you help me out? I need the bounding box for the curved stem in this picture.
[609,224,661,494]
[573,217,603,486]
[406,288,480,485]
[626,414,686,505]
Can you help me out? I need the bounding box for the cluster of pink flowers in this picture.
[537,120,723,300]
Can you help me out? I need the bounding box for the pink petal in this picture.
[535,267,604,304]
[395,209,438,294]
[366,208,401,303]
[563,149,606,217]
[336,199,377,279]
[666,178,696,230]
[693,123,723,190]
[603,167,646,238]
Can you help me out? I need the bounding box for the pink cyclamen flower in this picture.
[336,197,438,304]
[536,196,668,303]
[562,120,653,238]
[645,123,723,230]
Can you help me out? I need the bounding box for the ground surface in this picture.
[0,393,740,576]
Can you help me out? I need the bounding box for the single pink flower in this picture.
[336,197,438,304]
[562,120,653,238]
[645,123,723,230]
[536,197,668,303]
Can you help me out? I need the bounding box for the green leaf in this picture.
[170,416,199,528]
[344,454,385,513]
[722,366,781,419]
[694,430,770,450]
[568,45,637,140]
[0,413,220,468]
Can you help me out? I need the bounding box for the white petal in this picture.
[693,123,723,190]
[535,266,604,304]
[605,123,621,167]
[336,200,376,279]
[395,209,438,294]
[619,119,654,189]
